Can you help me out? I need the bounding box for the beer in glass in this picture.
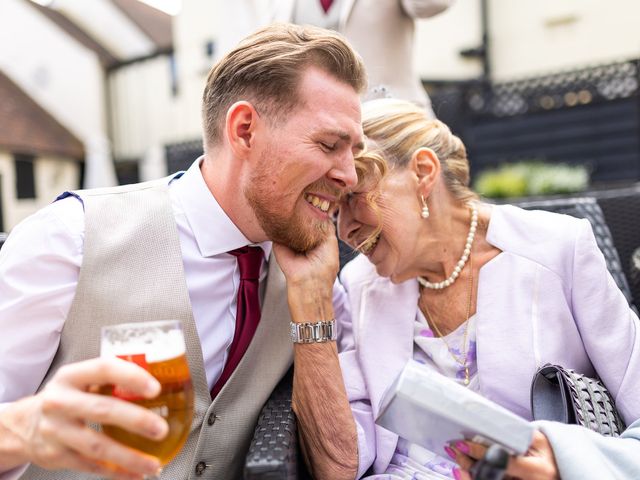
[100,320,194,465]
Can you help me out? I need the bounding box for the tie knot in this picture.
[320,0,333,13]
[229,246,263,280]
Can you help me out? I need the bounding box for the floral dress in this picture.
[366,311,479,480]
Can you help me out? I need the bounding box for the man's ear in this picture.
[410,147,441,197]
[225,101,260,157]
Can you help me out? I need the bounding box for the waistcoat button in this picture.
[195,461,207,476]
[207,412,217,426]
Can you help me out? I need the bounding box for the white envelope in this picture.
[375,359,534,457]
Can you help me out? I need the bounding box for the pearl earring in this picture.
[420,195,430,219]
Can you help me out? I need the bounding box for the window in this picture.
[14,154,36,199]
[205,40,215,59]
[169,54,179,97]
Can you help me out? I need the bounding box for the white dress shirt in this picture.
[0,158,270,478]
[292,0,344,31]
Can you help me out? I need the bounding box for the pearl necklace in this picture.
[417,203,478,290]
[420,253,474,385]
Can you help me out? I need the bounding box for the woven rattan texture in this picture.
[514,197,635,310]
[594,190,640,307]
[244,368,310,480]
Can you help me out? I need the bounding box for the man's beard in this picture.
[250,196,329,253]
[245,170,333,254]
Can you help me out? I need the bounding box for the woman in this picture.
[334,98,640,479]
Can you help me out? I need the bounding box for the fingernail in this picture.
[455,441,470,454]
[146,379,161,396]
[444,446,457,459]
[144,460,162,475]
[153,421,168,439]
[452,467,462,480]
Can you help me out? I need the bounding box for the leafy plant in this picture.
[474,161,589,199]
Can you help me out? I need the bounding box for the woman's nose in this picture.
[337,206,359,246]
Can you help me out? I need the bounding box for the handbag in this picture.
[530,363,625,437]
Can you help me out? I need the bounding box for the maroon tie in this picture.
[210,246,264,399]
[320,0,333,13]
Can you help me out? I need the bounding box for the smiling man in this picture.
[0,23,365,480]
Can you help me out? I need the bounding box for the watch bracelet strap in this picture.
[290,320,336,343]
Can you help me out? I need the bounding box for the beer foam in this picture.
[102,329,186,363]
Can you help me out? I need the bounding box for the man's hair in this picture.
[202,23,367,148]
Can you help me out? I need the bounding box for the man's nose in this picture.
[328,151,358,189]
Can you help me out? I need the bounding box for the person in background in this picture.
[0,23,365,480]
[275,0,453,114]
[289,98,640,479]
[216,0,454,115]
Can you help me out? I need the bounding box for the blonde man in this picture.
[0,24,365,480]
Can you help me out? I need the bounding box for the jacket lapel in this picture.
[358,276,417,416]
[338,0,357,30]
[476,210,545,420]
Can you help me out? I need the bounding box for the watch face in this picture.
[290,322,298,341]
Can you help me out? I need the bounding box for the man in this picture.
[0,23,365,479]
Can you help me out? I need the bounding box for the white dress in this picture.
[366,311,478,479]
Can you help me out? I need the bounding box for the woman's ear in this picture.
[410,147,441,197]
[225,101,259,157]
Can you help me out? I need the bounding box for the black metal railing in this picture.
[427,59,640,183]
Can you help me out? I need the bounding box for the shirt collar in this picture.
[170,157,272,259]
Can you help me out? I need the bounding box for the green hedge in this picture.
[474,161,589,199]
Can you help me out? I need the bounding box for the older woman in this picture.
[328,99,640,479]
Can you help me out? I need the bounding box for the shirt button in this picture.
[195,462,207,476]
[207,412,218,426]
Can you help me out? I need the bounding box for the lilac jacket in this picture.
[336,204,640,478]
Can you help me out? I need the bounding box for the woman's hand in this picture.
[273,227,340,321]
[449,430,559,480]
[272,226,339,287]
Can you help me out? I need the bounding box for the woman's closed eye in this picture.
[341,192,356,206]
[320,142,337,152]
[341,192,368,212]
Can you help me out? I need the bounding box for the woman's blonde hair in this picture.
[356,98,477,203]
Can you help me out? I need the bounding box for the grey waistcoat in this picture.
[21,180,293,479]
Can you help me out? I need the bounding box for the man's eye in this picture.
[320,142,336,152]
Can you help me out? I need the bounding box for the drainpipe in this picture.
[460,0,490,82]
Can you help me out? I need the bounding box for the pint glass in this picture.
[100,320,194,465]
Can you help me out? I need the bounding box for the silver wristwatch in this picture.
[290,320,337,344]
